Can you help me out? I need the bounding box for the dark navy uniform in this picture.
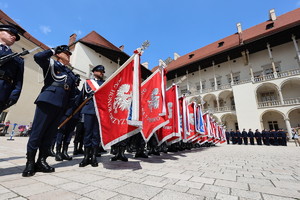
[262,129,270,145]
[255,129,262,145]
[23,46,76,177]
[230,130,236,144]
[55,82,81,161]
[0,25,24,113]
[225,131,230,144]
[78,66,105,167]
[236,130,242,145]
[241,129,248,145]
[248,129,255,145]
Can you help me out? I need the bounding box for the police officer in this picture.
[262,129,270,146]
[255,129,262,145]
[0,25,24,114]
[78,65,105,167]
[225,130,230,144]
[22,45,77,177]
[55,74,81,161]
[241,128,248,145]
[230,129,236,144]
[248,129,255,145]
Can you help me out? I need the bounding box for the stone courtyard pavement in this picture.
[0,137,300,200]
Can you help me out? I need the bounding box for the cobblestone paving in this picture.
[0,137,300,200]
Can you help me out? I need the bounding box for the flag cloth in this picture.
[140,69,169,141]
[94,50,142,149]
[187,102,197,141]
[156,84,181,145]
[178,96,190,142]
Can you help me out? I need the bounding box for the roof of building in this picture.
[154,8,300,77]
[73,30,152,78]
[0,10,49,50]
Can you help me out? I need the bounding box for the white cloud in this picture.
[74,30,82,36]
[0,2,8,9]
[39,25,51,34]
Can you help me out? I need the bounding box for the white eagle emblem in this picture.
[167,102,173,119]
[189,113,195,125]
[148,88,159,112]
[113,84,132,113]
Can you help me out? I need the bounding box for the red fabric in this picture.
[86,79,98,91]
[141,70,168,141]
[156,85,180,145]
[187,102,197,141]
[94,56,140,149]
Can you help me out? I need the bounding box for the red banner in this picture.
[141,69,169,141]
[94,52,141,149]
[156,84,181,145]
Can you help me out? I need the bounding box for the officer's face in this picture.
[0,30,17,46]
[56,51,71,65]
[93,70,104,79]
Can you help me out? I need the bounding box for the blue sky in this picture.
[1,1,299,69]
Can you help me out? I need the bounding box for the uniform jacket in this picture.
[79,78,104,115]
[0,45,24,107]
[33,49,77,108]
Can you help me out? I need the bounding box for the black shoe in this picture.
[48,145,56,157]
[79,147,91,167]
[35,156,55,173]
[90,147,98,167]
[22,162,36,177]
[62,144,72,160]
[135,151,148,158]
[55,152,63,161]
[55,145,63,161]
[22,151,37,177]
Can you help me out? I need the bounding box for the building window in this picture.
[268,121,279,130]
[228,75,240,84]
[196,81,206,90]
[261,92,276,102]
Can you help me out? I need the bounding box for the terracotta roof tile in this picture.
[165,8,300,72]
[79,31,122,52]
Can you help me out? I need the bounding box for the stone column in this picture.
[198,66,203,94]
[278,89,284,105]
[284,118,293,138]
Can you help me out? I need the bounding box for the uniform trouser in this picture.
[243,137,248,145]
[249,138,254,145]
[226,137,230,144]
[56,117,78,146]
[256,138,262,145]
[74,122,84,144]
[83,114,100,148]
[27,102,63,153]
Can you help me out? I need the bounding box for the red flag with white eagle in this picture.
[178,96,190,142]
[140,68,169,141]
[156,84,181,145]
[93,49,142,149]
[187,102,197,141]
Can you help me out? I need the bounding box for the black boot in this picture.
[78,143,84,154]
[99,145,107,153]
[55,144,63,161]
[73,142,79,155]
[48,144,55,157]
[90,147,98,167]
[79,147,91,167]
[119,146,128,162]
[22,151,37,177]
[62,143,72,160]
[135,147,148,158]
[35,151,55,173]
[110,146,119,161]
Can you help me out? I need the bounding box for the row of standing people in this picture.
[225,129,288,146]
